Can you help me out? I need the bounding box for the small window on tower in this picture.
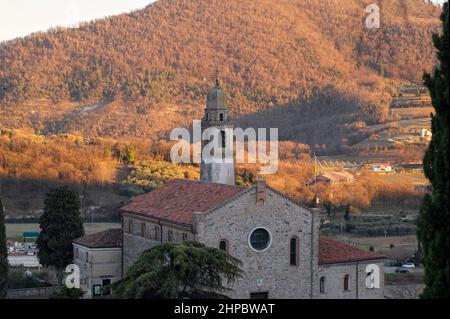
[221,130,226,148]
[219,113,224,121]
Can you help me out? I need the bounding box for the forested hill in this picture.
[0,0,440,148]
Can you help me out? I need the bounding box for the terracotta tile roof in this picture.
[319,237,386,264]
[73,228,122,248]
[319,171,354,181]
[120,179,247,225]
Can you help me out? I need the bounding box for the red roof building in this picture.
[120,179,385,265]
[120,179,247,225]
[74,228,122,249]
[318,237,385,264]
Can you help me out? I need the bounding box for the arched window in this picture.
[220,130,226,148]
[320,276,325,293]
[154,226,160,241]
[289,236,299,266]
[219,113,224,121]
[128,219,133,234]
[141,222,146,237]
[344,274,349,291]
[219,239,228,253]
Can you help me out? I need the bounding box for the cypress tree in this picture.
[417,2,449,299]
[36,187,84,285]
[0,198,8,298]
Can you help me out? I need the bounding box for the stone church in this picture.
[74,82,386,299]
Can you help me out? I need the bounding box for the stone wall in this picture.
[313,261,385,299]
[194,188,316,299]
[122,214,194,272]
[120,186,385,299]
[7,286,63,299]
[73,244,122,298]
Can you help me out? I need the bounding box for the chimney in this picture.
[256,176,266,205]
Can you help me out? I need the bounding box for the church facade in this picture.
[74,82,386,299]
[120,178,385,299]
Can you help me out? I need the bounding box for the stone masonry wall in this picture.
[122,214,194,273]
[313,261,385,299]
[194,188,315,299]
[121,188,385,299]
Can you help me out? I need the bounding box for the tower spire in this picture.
[200,82,235,185]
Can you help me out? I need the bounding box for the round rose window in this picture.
[249,228,271,251]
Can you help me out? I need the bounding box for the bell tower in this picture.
[200,80,235,185]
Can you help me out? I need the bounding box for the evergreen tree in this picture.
[125,144,136,163]
[344,204,351,222]
[112,241,242,299]
[36,187,84,285]
[417,2,449,299]
[49,287,84,299]
[0,198,8,298]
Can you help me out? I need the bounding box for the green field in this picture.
[385,272,424,285]
[381,171,428,185]
[326,234,418,261]
[5,222,121,241]
[391,107,433,120]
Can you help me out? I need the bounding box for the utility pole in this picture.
[79,194,84,216]
[313,153,318,206]
[314,152,317,184]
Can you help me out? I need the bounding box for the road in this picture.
[385,267,423,274]
[8,255,41,268]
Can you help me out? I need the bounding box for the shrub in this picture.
[49,287,84,299]
[8,268,51,289]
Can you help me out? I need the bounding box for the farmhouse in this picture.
[73,82,386,299]
[73,229,122,298]
[314,171,355,185]
[369,163,392,173]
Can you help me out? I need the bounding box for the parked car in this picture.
[395,267,410,273]
[401,262,416,269]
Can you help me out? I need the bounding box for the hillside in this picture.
[0,128,425,218]
[0,128,201,216]
[0,0,441,152]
